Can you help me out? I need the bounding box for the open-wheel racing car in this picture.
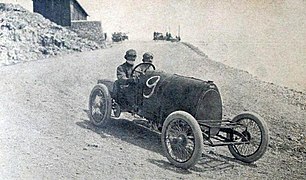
[88,63,269,169]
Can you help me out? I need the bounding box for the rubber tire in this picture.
[228,112,269,163]
[161,111,203,169]
[112,102,121,118]
[89,84,112,127]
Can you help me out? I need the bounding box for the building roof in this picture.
[73,0,89,17]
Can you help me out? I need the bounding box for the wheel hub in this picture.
[242,130,251,141]
[172,134,188,147]
[91,91,106,122]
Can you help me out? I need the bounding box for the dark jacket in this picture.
[116,62,134,85]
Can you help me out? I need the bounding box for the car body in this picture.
[89,63,269,169]
[112,32,128,42]
[153,32,181,42]
[153,32,166,40]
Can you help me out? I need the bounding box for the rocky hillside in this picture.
[0,3,103,66]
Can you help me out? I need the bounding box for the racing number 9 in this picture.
[143,76,161,98]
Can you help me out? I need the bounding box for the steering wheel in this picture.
[131,63,156,77]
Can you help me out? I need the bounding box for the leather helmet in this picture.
[124,49,137,61]
[142,52,153,62]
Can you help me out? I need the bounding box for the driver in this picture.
[115,49,138,110]
[116,49,138,85]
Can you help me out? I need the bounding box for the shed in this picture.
[33,0,89,26]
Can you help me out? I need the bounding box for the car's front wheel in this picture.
[161,111,203,169]
[227,112,269,163]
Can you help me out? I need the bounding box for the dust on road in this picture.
[0,41,305,179]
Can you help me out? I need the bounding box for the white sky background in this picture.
[0,0,305,89]
[1,0,305,42]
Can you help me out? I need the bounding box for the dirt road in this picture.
[0,41,305,179]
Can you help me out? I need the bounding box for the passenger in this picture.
[138,52,155,73]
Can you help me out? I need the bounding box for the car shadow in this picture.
[146,153,236,174]
[76,109,164,155]
[191,151,257,173]
[148,151,256,174]
[77,109,257,174]
[199,151,258,168]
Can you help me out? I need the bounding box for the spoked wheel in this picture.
[89,84,112,127]
[112,100,121,118]
[161,111,203,169]
[227,112,269,163]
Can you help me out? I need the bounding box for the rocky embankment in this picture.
[0,3,103,66]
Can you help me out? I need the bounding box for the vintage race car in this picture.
[112,32,128,42]
[88,63,269,169]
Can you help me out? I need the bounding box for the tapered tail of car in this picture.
[195,89,222,135]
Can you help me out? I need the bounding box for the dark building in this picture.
[33,0,89,26]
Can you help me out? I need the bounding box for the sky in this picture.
[1,0,305,42]
[1,0,305,90]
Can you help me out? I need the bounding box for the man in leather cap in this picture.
[116,49,137,85]
[115,49,138,110]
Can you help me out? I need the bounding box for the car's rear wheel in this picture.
[227,112,269,163]
[161,111,203,169]
[89,84,112,127]
[112,100,121,118]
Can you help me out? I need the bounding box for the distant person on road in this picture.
[104,33,107,41]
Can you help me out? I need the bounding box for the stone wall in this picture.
[70,20,105,45]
